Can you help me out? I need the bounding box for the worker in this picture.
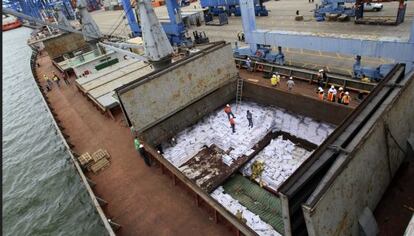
[287,77,295,91]
[229,117,236,133]
[246,57,252,72]
[130,126,137,137]
[270,73,280,87]
[317,87,324,100]
[52,72,61,88]
[43,74,53,88]
[224,104,235,119]
[337,87,344,103]
[341,91,351,105]
[138,144,151,167]
[246,110,253,128]
[361,74,371,83]
[327,85,336,102]
[134,136,141,151]
[316,70,324,88]
[319,69,328,87]
[62,72,70,85]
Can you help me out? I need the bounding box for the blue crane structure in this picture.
[200,0,268,17]
[2,0,76,20]
[120,0,190,46]
[235,0,414,80]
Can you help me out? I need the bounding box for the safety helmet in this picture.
[139,144,144,148]
[289,77,293,80]
[331,85,334,89]
[318,87,323,92]
[345,92,349,95]
[319,69,324,72]
[226,104,230,107]
[339,87,343,90]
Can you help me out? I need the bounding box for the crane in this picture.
[120,0,190,46]
[236,0,414,79]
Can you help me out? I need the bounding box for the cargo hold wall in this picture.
[116,42,238,134]
[302,70,414,236]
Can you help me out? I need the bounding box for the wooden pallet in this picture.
[90,158,110,174]
[77,152,92,166]
[91,149,110,162]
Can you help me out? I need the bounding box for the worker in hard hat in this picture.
[138,143,151,167]
[246,57,252,72]
[224,104,235,119]
[317,87,324,100]
[229,117,236,133]
[337,87,344,103]
[287,77,295,91]
[246,110,253,128]
[341,91,351,105]
[327,85,337,102]
[270,73,280,87]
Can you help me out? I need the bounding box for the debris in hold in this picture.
[162,102,334,168]
[250,160,265,180]
[242,136,313,190]
[211,187,281,236]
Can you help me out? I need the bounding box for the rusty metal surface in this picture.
[42,33,88,59]
[118,42,238,132]
[302,70,414,235]
[276,64,405,236]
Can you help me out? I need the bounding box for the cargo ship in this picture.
[2,14,22,31]
[10,0,414,235]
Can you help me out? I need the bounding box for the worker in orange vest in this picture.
[229,117,236,133]
[341,91,351,105]
[224,104,235,119]
[337,87,344,103]
[317,87,324,100]
[327,85,336,102]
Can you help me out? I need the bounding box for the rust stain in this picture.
[333,211,349,236]
[172,91,181,99]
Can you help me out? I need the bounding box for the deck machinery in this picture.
[200,0,269,17]
[314,0,407,25]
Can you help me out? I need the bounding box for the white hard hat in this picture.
[331,85,334,89]
[289,77,293,80]
[139,144,144,148]
[318,87,323,92]
[226,104,230,107]
[319,69,324,72]
[345,91,349,95]
[339,87,343,90]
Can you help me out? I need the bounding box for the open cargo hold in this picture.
[116,39,413,235]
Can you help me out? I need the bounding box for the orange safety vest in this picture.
[318,91,324,100]
[342,95,350,105]
[327,92,334,102]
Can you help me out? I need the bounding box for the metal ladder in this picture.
[235,76,244,112]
